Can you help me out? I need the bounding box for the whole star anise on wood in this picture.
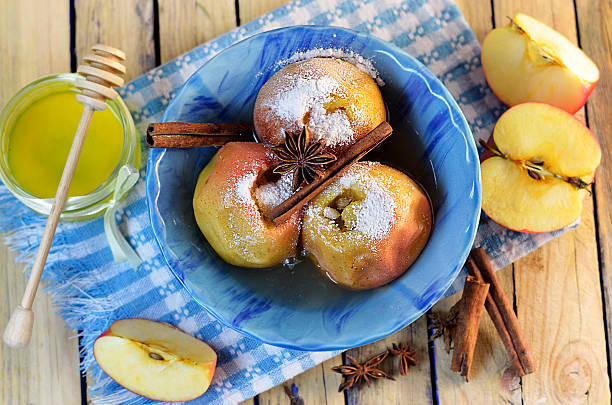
[331,352,394,392]
[388,342,417,376]
[271,125,337,191]
[428,306,459,353]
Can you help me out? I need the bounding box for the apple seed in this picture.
[149,352,164,361]
[479,139,590,190]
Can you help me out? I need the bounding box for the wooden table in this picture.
[1,0,610,404]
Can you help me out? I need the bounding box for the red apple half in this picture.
[482,13,599,114]
[481,102,600,233]
[93,318,217,402]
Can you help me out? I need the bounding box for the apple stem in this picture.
[478,139,591,190]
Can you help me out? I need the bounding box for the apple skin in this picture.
[93,318,217,402]
[481,14,599,114]
[302,162,432,290]
[193,142,301,268]
[482,57,596,115]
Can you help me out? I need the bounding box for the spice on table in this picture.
[466,247,536,377]
[428,307,459,354]
[268,121,393,225]
[331,351,394,392]
[271,125,337,191]
[388,342,417,376]
[449,275,489,381]
[146,122,253,148]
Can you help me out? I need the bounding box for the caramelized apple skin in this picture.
[253,57,386,155]
[302,162,432,290]
[193,142,301,268]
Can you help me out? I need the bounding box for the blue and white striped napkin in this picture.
[0,0,566,403]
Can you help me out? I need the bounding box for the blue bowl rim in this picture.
[146,25,482,351]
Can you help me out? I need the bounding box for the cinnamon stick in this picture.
[450,276,489,381]
[466,248,536,376]
[146,122,253,148]
[268,121,393,226]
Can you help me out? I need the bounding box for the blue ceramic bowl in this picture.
[147,26,481,350]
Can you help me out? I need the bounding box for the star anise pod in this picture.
[271,125,337,191]
[331,352,394,392]
[428,306,459,353]
[388,342,417,376]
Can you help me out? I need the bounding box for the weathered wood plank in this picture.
[493,1,610,403]
[515,210,610,404]
[257,357,344,405]
[455,0,494,43]
[575,0,612,377]
[345,317,433,405]
[238,0,290,25]
[74,1,156,403]
[1,248,83,405]
[75,0,156,81]
[0,1,82,404]
[158,0,236,63]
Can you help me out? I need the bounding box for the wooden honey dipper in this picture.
[3,44,126,348]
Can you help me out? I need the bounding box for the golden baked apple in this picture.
[193,142,301,267]
[253,57,386,155]
[302,162,432,289]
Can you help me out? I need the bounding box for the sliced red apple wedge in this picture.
[482,13,599,114]
[481,103,600,233]
[93,318,217,402]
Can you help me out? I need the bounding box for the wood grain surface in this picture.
[158,0,236,63]
[1,0,611,404]
[575,0,612,377]
[0,1,82,404]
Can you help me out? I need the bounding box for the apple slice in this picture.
[482,13,599,114]
[481,103,600,233]
[93,319,217,402]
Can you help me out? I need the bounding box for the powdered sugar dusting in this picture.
[305,162,396,244]
[273,48,384,86]
[264,73,356,147]
[271,75,337,123]
[307,103,354,146]
[219,166,263,259]
[337,169,395,240]
[254,173,294,212]
[226,170,258,207]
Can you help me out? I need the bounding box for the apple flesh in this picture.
[481,103,600,233]
[93,319,217,402]
[482,13,599,114]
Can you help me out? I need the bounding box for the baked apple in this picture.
[193,142,301,267]
[302,162,432,290]
[253,57,386,155]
